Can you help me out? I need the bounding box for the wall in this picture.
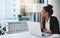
[5,0,20,19]
[21,0,35,4]
[0,0,5,18]
[48,0,60,31]
[59,0,60,31]
[0,0,5,26]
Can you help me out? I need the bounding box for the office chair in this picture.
[0,26,6,35]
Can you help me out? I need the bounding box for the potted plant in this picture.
[18,14,22,21]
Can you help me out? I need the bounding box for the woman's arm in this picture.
[43,29,52,34]
[40,12,45,29]
[40,12,52,34]
[50,16,59,34]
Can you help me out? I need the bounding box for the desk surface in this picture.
[0,32,60,38]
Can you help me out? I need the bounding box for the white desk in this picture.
[0,32,60,38]
[3,21,60,38]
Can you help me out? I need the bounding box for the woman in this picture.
[40,4,59,34]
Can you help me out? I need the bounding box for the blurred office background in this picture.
[0,0,60,34]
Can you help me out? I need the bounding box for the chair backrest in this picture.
[0,25,6,35]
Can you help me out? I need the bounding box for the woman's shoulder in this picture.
[51,16,58,19]
[50,16,59,21]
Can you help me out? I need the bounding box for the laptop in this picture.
[27,21,52,37]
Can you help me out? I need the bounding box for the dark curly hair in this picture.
[43,4,53,16]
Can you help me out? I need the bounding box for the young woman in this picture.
[40,4,59,34]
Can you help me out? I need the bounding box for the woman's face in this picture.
[41,9,48,18]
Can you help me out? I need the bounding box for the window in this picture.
[37,0,48,4]
[39,0,44,3]
[37,0,44,3]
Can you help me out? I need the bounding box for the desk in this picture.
[0,32,60,38]
[3,21,60,38]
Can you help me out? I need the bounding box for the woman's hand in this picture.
[43,29,52,34]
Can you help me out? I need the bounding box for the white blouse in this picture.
[45,18,50,30]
